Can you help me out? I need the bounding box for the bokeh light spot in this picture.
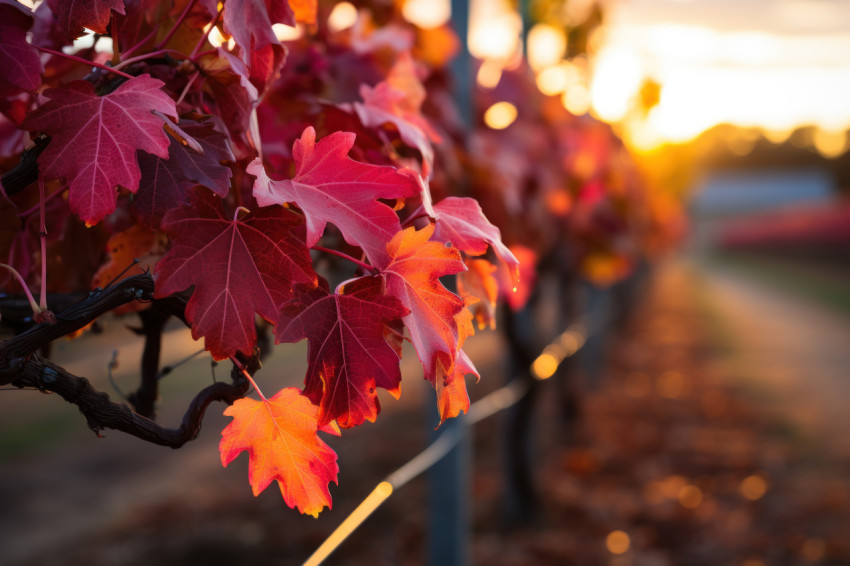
[606,530,630,555]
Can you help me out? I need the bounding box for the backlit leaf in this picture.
[381,224,467,384]
[220,387,339,517]
[432,197,519,285]
[248,126,419,264]
[354,51,438,178]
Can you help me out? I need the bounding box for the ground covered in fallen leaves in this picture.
[7,262,850,565]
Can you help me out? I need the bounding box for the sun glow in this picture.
[589,46,644,122]
[588,9,850,151]
[527,24,567,72]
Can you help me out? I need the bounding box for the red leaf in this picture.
[135,118,234,225]
[248,126,420,264]
[47,0,125,38]
[277,276,409,429]
[203,49,259,139]
[220,387,339,517]
[354,52,438,178]
[432,196,519,283]
[0,1,43,96]
[22,75,177,226]
[154,189,316,359]
[497,244,536,311]
[248,43,287,94]
[381,224,467,384]
[216,0,292,62]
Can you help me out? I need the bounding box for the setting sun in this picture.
[588,1,850,150]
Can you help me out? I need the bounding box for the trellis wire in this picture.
[303,319,590,566]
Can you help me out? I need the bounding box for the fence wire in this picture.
[304,319,591,566]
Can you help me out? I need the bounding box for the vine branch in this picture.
[0,272,259,448]
[10,352,254,447]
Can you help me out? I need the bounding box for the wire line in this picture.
[303,319,592,565]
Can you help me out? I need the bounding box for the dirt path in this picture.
[694,258,850,457]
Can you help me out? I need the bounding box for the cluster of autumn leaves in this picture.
[0,0,684,517]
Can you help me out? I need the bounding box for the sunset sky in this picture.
[453,0,850,152]
[592,0,850,149]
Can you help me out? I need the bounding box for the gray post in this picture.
[427,1,472,566]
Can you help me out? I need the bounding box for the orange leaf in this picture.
[220,388,339,517]
[92,224,166,314]
[288,0,317,25]
[436,298,478,425]
[381,224,466,384]
[457,258,498,331]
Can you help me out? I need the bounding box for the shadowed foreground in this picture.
[1,259,849,565]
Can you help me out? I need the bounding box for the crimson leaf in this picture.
[154,188,316,360]
[135,118,234,224]
[0,1,43,96]
[47,0,125,39]
[248,126,420,265]
[277,276,409,429]
[22,75,177,226]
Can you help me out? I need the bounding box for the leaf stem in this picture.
[112,48,185,71]
[312,246,376,273]
[230,356,267,401]
[402,211,431,228]
[0,263,40,316]
[121,26,159,60]
[154,0,198,50]
[38,179,47,310]
[233,206,251,222]
[32,45,134,80]
[16,183,67,219]
[174,71,200,107]
[191,6,224,58]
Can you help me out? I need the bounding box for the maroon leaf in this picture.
[154,188,316,359]
[248,43,287,95]
[135,118,234,224]
[203,48,259,139]
[22,75,177,226]
[0,1,43,96]
[48,0,125,39]
[215,0,292,63]
[30,2,65,51]
[277,276,409,429]
[248,126,420,265]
